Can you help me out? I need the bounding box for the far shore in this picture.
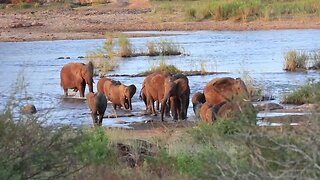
[1,2,320,42]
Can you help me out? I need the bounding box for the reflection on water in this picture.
[1,30,320,127]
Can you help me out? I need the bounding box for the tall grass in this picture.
[153,0,320,22]
[283,49,320,71]
[146,38,184,56]
[282,81,320,104]
[284,50,308,71]
[117,34,134,57]
[144,58,181,75]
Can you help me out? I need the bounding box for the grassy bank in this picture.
[151,0,320,22]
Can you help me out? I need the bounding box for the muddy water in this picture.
[1,30,320,127]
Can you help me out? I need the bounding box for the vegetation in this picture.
[151,0,320,22]
[87,34,185,76]
[284,50,308,71]
[146,38,184,56]
[283,49,320,71]
[3,73,320,179]
[282,80,320,105]
[142,58,181,75]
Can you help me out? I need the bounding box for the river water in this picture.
[1,30,320,127]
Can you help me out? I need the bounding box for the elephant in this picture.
[60,62,94,97]
[97,77,112,94]
[161,74,190,121]
[141,72,170,116]
[102,78,121,96]
[204,77,250,106]
[86,92,107,126]
[192,92,206,114]
[106,82,136,110]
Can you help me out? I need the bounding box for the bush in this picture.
[284,50,308,71]
[282,81,320,104]
[144,58,181,75]
[118,34,134,57]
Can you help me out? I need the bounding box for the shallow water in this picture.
[1,30,320,127]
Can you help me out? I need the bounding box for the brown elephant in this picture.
[97,77,112,94]
[86,92,107,126]
[199,101,256,123]
[192,92,206,115]
[106,82,136,110]
[60,62,94,97]
[102,78,121,96]
[204,77,250,106]
[141,72,170,115]
[161,74,190,121]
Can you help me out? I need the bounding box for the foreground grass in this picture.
[282,81,320,104]
[151,0,320,22]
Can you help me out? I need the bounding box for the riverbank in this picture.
[1,0,320,42]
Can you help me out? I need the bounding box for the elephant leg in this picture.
[156,100,160,111]
[98,114,103,126]
[170,99,178,121]
[79,82,86,97]
[63,88,68,96]
[91,112,98,126]
[149,97,156,116]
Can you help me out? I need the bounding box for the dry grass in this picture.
[284,50,308,71]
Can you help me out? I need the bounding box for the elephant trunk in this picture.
[160,96,169,121]
[86,61,94,93]
[128,96,132,110]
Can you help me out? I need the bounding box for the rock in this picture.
[21,104,37,114]
[256,102,284,111]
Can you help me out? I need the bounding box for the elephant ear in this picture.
[129,84,137,98]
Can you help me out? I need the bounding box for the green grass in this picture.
[152,0,320,22]
[143,58,181,75]
[146,38,184,56]
[282,81,320,105]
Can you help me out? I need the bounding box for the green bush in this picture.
[282,81,320,104]
[74,127,116,165]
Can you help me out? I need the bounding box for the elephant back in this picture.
[60,63,85,87]
[204,77,249,105]
[97,77,111,94]
[103,79,121,99]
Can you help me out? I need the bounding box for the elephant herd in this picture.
[60,62,255,126]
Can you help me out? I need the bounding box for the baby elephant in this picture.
[86,92,107,126]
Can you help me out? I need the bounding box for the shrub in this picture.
[146,39,184,56]
[284,50,307,71]
[144,58,181,75]
[118,34,134,57]
[282,81,320,104]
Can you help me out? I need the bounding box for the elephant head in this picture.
[86,92,107,126]
[161,74,190,121]
[192,92,206,114]
[60,61,94,97]
[204,77,249,106]
[82,61,94,94]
